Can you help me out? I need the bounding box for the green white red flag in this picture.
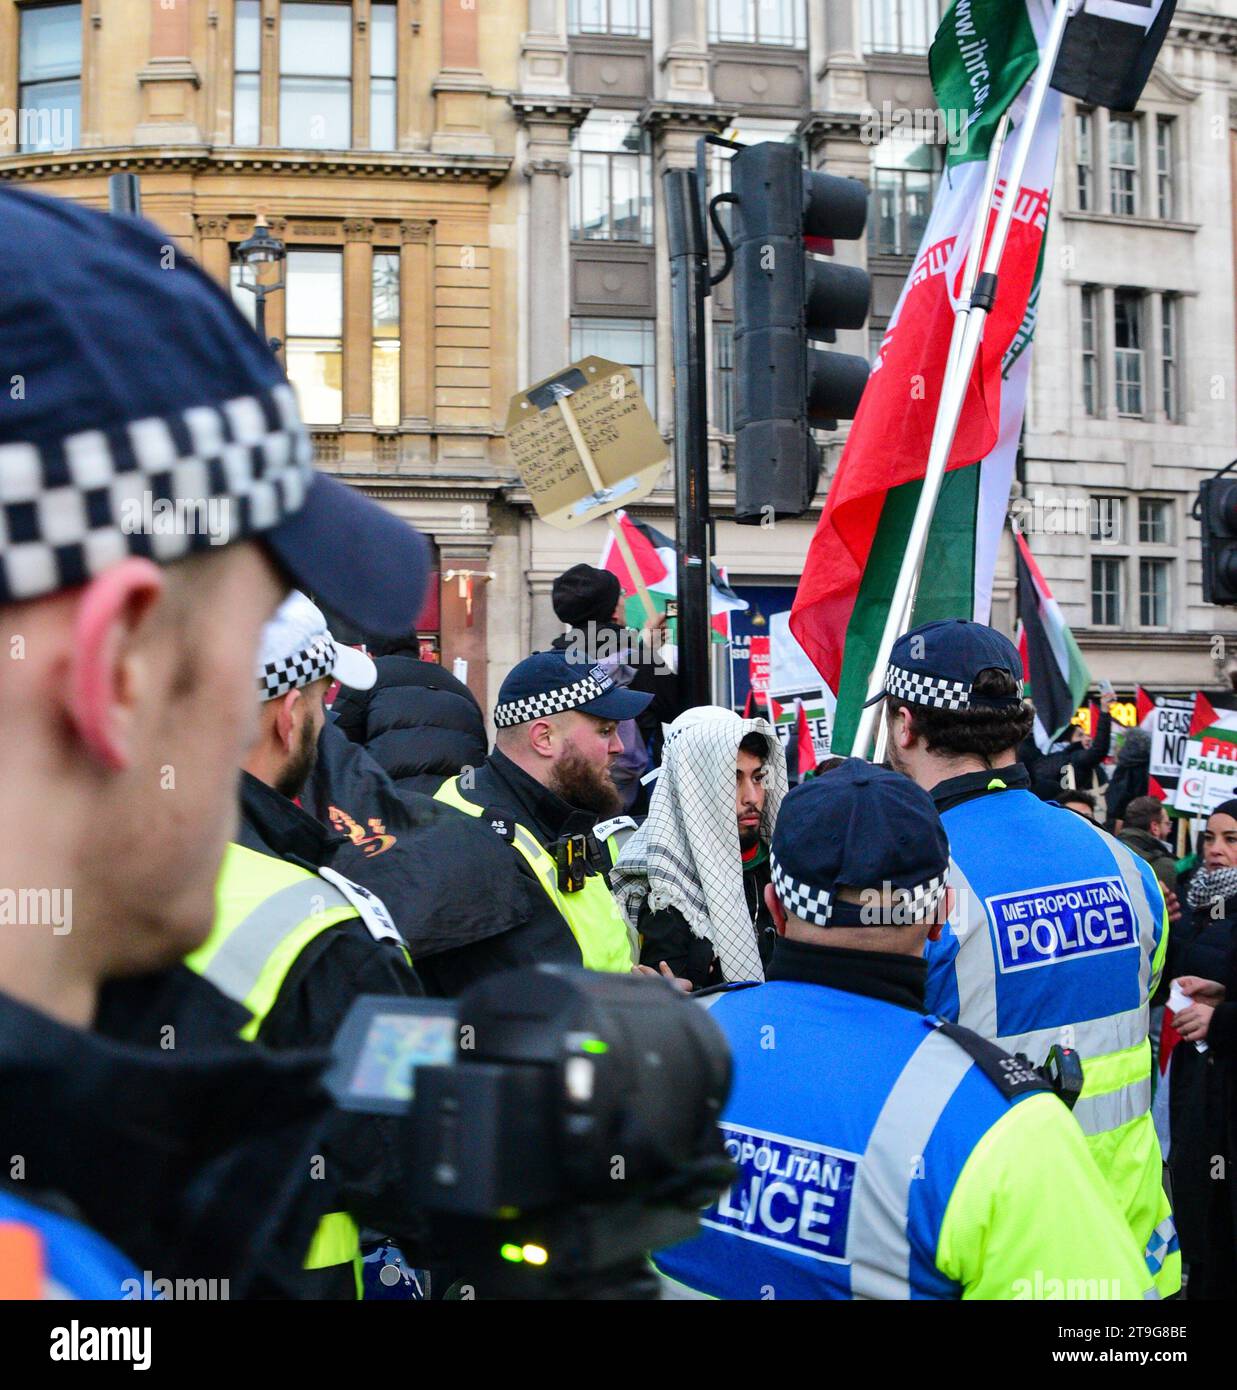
[791,0,1061,754]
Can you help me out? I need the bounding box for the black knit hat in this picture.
[552,564,621,626]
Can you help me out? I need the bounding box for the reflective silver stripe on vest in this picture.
[952,822,1156,1068]
[948,856,998,1039]
[847,1028,974,1301]
[1072,1075,1153,1137]
[995,1005,1149,1067]
[201,876,353,1003]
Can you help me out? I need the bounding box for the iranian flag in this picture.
[791,0,1061,755]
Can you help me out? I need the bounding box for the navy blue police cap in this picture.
[770,758,949,928]
[494,651,652,729]
[0,187,426,636]
[862,618,1023,712]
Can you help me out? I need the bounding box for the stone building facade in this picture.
[2,0,1235,721]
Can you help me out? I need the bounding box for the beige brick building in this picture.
[3,0,1236,725]
[0,0,525,710]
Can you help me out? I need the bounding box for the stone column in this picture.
[400,220,436,432]
[1100,285,1116,421]
[814,0,867,114]
[194,216,232,287]
[658,0,713,106]
[134,0,202,144]
[260,0,280,146]
[353,0,371,149]
[431,0,493,155]
[80,1,103,148]
[0,4,17,156]
[398,0,429,149]
[511,97,594,385]
[521,0,569,97]
[343,221,376,431]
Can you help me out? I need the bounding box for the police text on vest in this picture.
[702,1123,858,1264]
[985,877,1137,974]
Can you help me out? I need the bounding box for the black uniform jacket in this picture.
[413,749,608,996]
[97,771,425,1296]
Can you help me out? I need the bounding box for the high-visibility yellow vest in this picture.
[433,774,636,973]
[185,842,371,1296]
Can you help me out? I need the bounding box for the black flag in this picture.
[1051,0,1176,112]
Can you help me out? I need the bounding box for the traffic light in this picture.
[728,141,871,524]
[1200,471,1237,605]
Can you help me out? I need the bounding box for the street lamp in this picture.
[233,220,286,356]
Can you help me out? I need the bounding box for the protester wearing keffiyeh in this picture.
[611,709,787,985]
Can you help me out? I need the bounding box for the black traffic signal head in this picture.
[1200,473,1237,605]
[728,141,871,524]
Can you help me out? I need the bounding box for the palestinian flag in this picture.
[787,699,818,783]
[1051,0,1176,112]
[790,0,1061,755]
[1014,529,1092,750]
[599,510,747,639]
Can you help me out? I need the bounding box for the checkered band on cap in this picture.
[0,382,312,607]
[494,671,611,729]
[772,857,949,928]
[888,870,949,926]
[770,853,835,928]
[883,662,971,710]
[258,634,335,702]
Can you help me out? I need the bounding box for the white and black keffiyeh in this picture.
[611,710,788,982]
[1186,865,1237,915]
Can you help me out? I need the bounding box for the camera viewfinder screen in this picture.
[348,1011,456,1104]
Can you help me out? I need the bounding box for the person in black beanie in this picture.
[549,563,682,766]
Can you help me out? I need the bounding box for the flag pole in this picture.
[850,0,1071,760]
[872,112,1012,765]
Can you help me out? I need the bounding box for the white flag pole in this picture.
[851,0,1071,760]
[871,113,1012,765]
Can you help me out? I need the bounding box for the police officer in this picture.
[872,618,1177,1296]
[0,186,427,1295]
[103,592,424,1298]
[431,650,651,985]
[655,761,1155,1299]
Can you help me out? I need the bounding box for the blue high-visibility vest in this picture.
[926,787,1177,1296]
[653,980,1154,1300]
[0,1188,141,1299]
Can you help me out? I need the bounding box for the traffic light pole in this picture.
[664,168,713,712]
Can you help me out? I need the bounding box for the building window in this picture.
[1113,289,1143,417]
[280,2,352,149]
[229,263,258,329]
[370,1,397,152]
[1080,286,1099,417]
[18,2,81,153]
[1138,498,1171,545]
[1075,110,1094,211]
[1091,557,1123,627]
[862,0,937,55]
[713,321,735,435]
[1161,294,1179,422]
[1089,495,1124,545]
[1139,558,1170,627]
[568,0,651,38]
[1155,116,1175,220]
[284,249,343,426]
[1108,115,1139,217]
[869,134,942,256]
[571,112,652,244]
[372,251,400,429]
[709,0,807,47]
[233,0,261,146]
[571,317,656,418]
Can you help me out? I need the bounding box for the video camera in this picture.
[326,967,735,1298]
[1016,1042,1085,1111]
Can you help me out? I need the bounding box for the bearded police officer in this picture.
[654,761,1154,1300]
[872,619,1177,1297]
[431,651,651,984]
